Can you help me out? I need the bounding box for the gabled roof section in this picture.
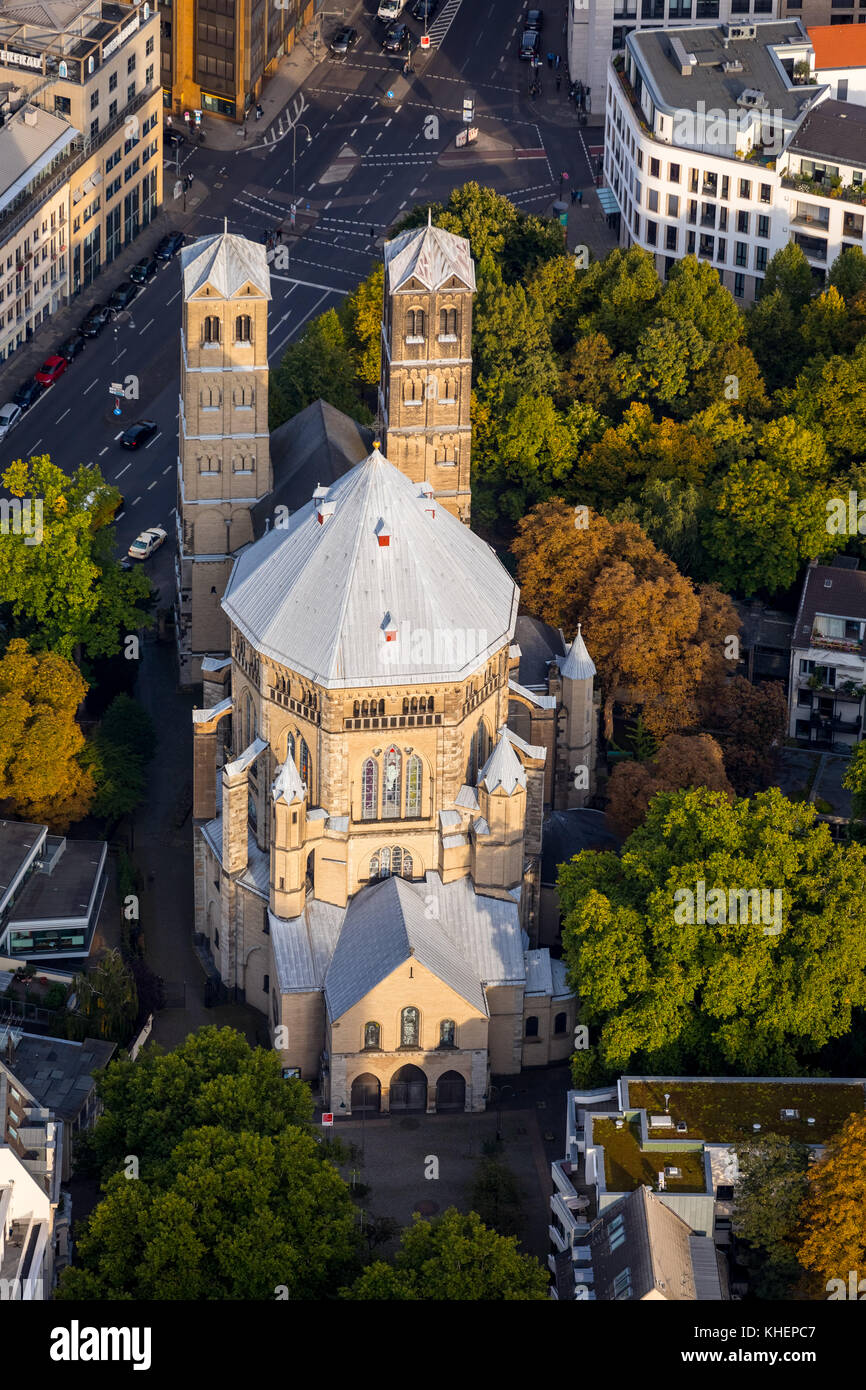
[181,231,271,301]
[560,623,596,680]
[324,875,487,1020]
[384,217,476,294]
[479,730,527,796]
[272,757,306,805]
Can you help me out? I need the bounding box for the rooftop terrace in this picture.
[623,1078,864,1143]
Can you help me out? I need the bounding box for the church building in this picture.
[184,217,600,1114]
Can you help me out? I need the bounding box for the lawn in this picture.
[593,1116,706,1193]
[625,1080,864,1143]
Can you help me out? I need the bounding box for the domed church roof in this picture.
[223,448,518,688]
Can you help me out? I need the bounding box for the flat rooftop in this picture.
[1,1033,115,1120]
[0,821,43,902]
[787,98,866,168]
[9,838,105,925]
[0,104,76,211]
[630,21,816,123]
[623,1078,865,1143]
[593,1115,707,1193]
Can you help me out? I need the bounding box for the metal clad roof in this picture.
[384,220,476,293]
[181,231,271,301]
[560,624,596,680]
[480,731,527,795]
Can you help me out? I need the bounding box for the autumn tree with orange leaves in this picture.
[607,732,733,838]
[795,1111,866,1298]
[512,501,738,740]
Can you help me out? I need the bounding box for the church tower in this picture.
[176,230,272,687]
[380,215,475,524]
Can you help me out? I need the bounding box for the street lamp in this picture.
[291,121,313,205]
[487,1082,515,1141]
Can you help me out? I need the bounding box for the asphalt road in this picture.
[0,0,592,603]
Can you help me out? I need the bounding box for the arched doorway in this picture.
[390,1064,427,1113]
[436,1070,466,1113]
[351,1073,381,1114]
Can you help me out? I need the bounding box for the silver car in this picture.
[0,401,23,441]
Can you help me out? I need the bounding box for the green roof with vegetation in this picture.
[625,1080,864,1143]
[593,1116,707,1194]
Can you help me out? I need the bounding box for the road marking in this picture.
[162,465,172,474]
[375,129,383,140]
[167,290,181,305]
[85,461,94,469]
[25,438,42,452]
[131,495,141,505]
[268,288,332,359]
[350,127,357,137]
[170,507,176,517]
[112,348,126,363]
[269,273,351,293]
[98,446,109,455]
[84,378,98,394]
[55,409,70,422]
[325,199,332,208]
[144,432,161,448]
[385,117,392,127]
[114,431,124,440]
[116,463,132,477]
[360,114,367,123]
[115,510,125,520]
[140,318,154,333]
[147,480,158,489]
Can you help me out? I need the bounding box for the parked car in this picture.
[57,333,86,362]
[128,525,166,560]
[518,28,540,59]
[0,401,23,441]
[13,378,44,409]
[119,419,159,450]
[129,255,159,284]
[108,281,138,314]
[411,0,437,17]
[329,25,358,55]
[165,130,186,148]
[155,230,185,260]
[34,355,67,387]
[80,304,112,337]
[525,7,543,30]
[382,21,409,52]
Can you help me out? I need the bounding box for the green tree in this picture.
[609,477,707,574]
[760,242,814,313]
[473,257,558,395]
[470,1156,524,1239]
[746,289,802,392]
[86,693,156,821]
[269,309,372,429]
[732,1133,810,1299]
[843,740,866,821]
[340,1208,548,1300]
[800,286,851,361]
[634,317,712,409]
[339,262,383,387]
[656,254,743,347]
[57,1125,360,1300]
[690,342,769,419]
[780,337,866,468]
[829,245,866,303]
[573,245,661,352]
[558,786,866,1077]
[68,949,138,1044]
[0,456,152,660]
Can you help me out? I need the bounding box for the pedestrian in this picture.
[370,226,375,240]
[577,189,583,205]
[556,73,561,91]
[555,53,561,69]
[571,188,577,204]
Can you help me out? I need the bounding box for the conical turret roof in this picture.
[560,624,596,680]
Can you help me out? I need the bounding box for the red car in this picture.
[34,355,67,386]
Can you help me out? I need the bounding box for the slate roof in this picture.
[324,875,488,1020]
[541,809,621,886]
[224,448,518,687]
[252,399,373,538]
[560,625,596,681]
[787,98,866,167]
[513,614,566,689]
[384,218,476,293]
[590,1185,723,1301]
[1,1034,115,1122]
[181,231,271,301]
[792,559,866,654]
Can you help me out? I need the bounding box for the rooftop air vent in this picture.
[375,518,390,547]
[382,612,397,642]
[316,500,335,524]
[670,34,694,76]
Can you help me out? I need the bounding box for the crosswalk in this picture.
[426,0,464,51]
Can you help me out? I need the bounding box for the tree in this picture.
[607,732,733,837]
[796,1111,866,1296]
[559,331,632,415]
[829,245,866,304]
[396,184,563,279]
[473,258,558,396]
[732,1133,810,1300]
[780,338,866,468]
[68,949,138,1044]
[573,245,661,353]
[470,1156,524,1238]
[340,1208,548,1300]
[608,477,707,575]
[0,456,152,661]
[86,693,156,821]
[760,242,814,313]
[83,1026,314,1184]
[656,254,743,347]
[799,285,852,361]
[573,404,715,512]
[746,289,801,393]
[269,309,372,429]
[715,678,788,795]
[843,740,866,821]
[690,342,769,419]
[339,263,383,388]
[512,502,737,738]
[558,786,866,1077]
[57,1125,360,1300]
[634,317,712,410]
[0,638,94,830]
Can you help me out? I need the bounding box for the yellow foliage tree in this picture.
[796,1111,866,1296]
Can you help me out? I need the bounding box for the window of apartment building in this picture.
[665,225,678,250]
[717,237,726,262]
[721,175,729,200]
[127,54,136,74]
[689,168,699,192]
[648,188,659,212]
[636,149,643,170]
[731,0,749,10]
[642,0,664,15]
[695,0,720,14]
[90,89,100,111]
[109,70,118,92]
[124,157,140,182]
[127,82,136,102]
[669,0,693,15]
[737,210,749,234]
[733,272,745,297]
[735,241,748,266]
[646,219,658,246]
[650,156,660,178]
[754,0,772,9]
[687,230,696,253]
[667,192,679,216]
[669,162,680,182]
[146,64,154,85]
[109,99,118,120]
[89,118,99,139]
[739,178,751,199]
[757,214,770,238]
[106,175,122,200]
[755,245,768,272]
[146,35,155,55]
[760,183,771,204]
[633,207,640,234]
[719,206,728,231]
[699,233,714,258]
[634,179,642,203]
[106,147,121,172]
[687,199,697,224]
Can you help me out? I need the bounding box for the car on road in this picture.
[129,255,159,284]
[57,333,86,362]
[34,355,67,387]
[165,130,186,148]
[127,525,166,560]
[119,419,159,450]
[329,25,358,55]
[382,21,409,51]
[518,28,540,59]
[411,0,437,18]
[13,378,44,410]
[80,304,112,337]
[377,0,406,20]
[108,281,138,314]
[155,231,185,261]
[0,402,23,441]
[525,7,543,30]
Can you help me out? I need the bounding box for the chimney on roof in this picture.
[383,612,397,642]
[419,480,436,518]
[376,517,390,547]
[316,500,335,524]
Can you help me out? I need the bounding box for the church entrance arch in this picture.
[350,1073,381,1114]
[390,1064,427,1113]
[436,1070,466,1112]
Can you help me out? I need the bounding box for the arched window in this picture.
[236,313,251,342]
[364,1022,381,1049]
[406,755,422,818]
[403,376,423,404]
[362,758,377,820]
[439,1019,456,1047]
[401,1006,420,1047]
[441,376,457,404]
[284,730,295,764]
[379,847,391,877]
[369,853,379,878]
[391,846,403,877]
[298,738,311,789]
[382,746,401,819]
[402,698,409,715]
[554,1012,568,1035]
[410,697,418,714]
[244,692,253,747]
[353,701,360,718]
[378,698,385,716]
[407,308,425,337]
[248,791,257,832]
[427,696,434,712]
[440,307,457,336]
[203,314,220,343]
[361,700,369,717]
[402,851,413,879]
[525,1016,539,1038]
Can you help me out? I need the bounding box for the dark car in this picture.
[13,378,44,409]
[129,255,159,285]
[526,7,543,29]
[382,22,409,52]
[518,28,540,59]
[165,129,186,148]
[108,281,138,313]
[57,333,86,362]
[329,25,358,55]
[155,230,185,260]
[411,0,437,18]
[80,304,112,337]
[119,419,159,450]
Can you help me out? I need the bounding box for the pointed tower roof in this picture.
[384,219,476,293]
[560,624,596,681]
[181,230,271,300]
[271,757,306,805]
[479,730,527,796]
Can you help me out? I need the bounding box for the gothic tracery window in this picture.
[382,746,401,819]
[364,1022,381,1049]
[406,755,422,818]
[401,1006,420,1047]
[361,758,377,820]
[203,314,220,343]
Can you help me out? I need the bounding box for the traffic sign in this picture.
[386,89,394,100]
[109,382,124,395]
[322,1113,334,1127]
[420,33,430,47]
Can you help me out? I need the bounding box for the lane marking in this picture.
[116,463,132,477]
[83,378,98,394]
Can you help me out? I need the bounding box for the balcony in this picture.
[810,630,862,654]
[782,174,866,208]
[792,231,827,263]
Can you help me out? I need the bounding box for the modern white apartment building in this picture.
[603,20,866,300]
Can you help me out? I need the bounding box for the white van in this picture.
[377,0,405,21]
